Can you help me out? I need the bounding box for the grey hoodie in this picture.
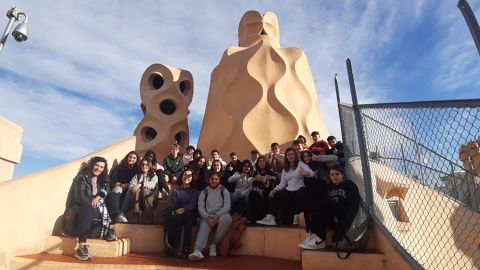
[197,185,231,219]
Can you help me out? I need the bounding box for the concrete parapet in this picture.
[0,116,23,182]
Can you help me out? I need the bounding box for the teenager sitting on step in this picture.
[63,156,113,261]
[105,151,139,224]
[258,147,314,226]
[166,169,200,258]
[298,150,328,249]
[250,156,278,224]
[188,173,232,261]
[228,160,253,217]
[144,150,170,198]
[190,155,209,191]
[118,157,158,224]
[299,164,360,250]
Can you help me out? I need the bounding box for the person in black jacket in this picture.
[327,136,345,167]
[163,144,184,184]
[189,156,208,191]
[144,150,170,197]
[64,156,112,260]
[299,150,328,248]
[299,164,360,250]
[105,151,139,223]
[250,156,278,223]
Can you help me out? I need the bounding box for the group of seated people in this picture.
[63,132,358,262]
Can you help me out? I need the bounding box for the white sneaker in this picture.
[116,212,128,223]
[209,244,217,256]
[299,235,326,250]
[188,250,204,261]
[256,214,277,226]
[292,214,299,225]
[298,232,314,248]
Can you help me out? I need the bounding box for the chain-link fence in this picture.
[339,100,480,270]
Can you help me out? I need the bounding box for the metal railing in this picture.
[337,60,480,270]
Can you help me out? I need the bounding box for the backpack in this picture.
[335,203,369,259]
[89,199,110,239]
[202,185,226,206]
[62,199,110,239]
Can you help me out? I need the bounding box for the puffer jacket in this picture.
[63,172,108,234]
[65,173,108,208]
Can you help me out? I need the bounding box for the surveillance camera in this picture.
[12,23,28,42]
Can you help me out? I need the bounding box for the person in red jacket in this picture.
[308,131,330,155]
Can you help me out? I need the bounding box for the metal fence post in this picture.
[411,122,425,185]
[346,58,375,210]
[334,74,347,145]
[400,144,408,175]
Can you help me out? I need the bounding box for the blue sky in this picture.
[0,0,478,178]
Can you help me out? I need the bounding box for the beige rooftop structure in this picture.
[1,8,477,270]
[134,64,193,160]
[0,116,23,182]
[198,10,329,158]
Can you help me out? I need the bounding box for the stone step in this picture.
[10,253,302,270]
[302,249,386,270]
[43,235,131,257]
[114,223,377,261]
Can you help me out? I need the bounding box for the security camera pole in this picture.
[0,7,29,54]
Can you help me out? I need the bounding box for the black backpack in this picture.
[335,204,369,259]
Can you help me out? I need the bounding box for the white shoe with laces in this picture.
[298,232,314,248]
[256,214,277,226]
[299,235,326,250]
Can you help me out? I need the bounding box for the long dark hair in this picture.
[209,159,224,174]
[144,150,158,164]
[81,156,109,182]
[136,156,156,179]
[242,160,253,177]
[255,156,270,172]
[300,150,312,164]
[284,147,299,172]
[192,149,203,159]
[120,150,140,168]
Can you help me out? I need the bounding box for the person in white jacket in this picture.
[119,157,158,222]
[257,147,314,226]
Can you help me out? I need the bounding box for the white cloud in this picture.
[431,1,480,93]
[0,0,477,176]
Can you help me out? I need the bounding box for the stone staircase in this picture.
[9,223,393,270]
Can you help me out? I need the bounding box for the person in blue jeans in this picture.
[188,173,231,261]
[105,151,139,223]
[228,160,253,216]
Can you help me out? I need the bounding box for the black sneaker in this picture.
[176,249,184,257]
[104,227,117,241]
[74,244,92,261]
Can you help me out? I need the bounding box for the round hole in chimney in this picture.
[150,73,164,90]
[160,99,176,115]
[142,126,157,142]
[179,80,191,95]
